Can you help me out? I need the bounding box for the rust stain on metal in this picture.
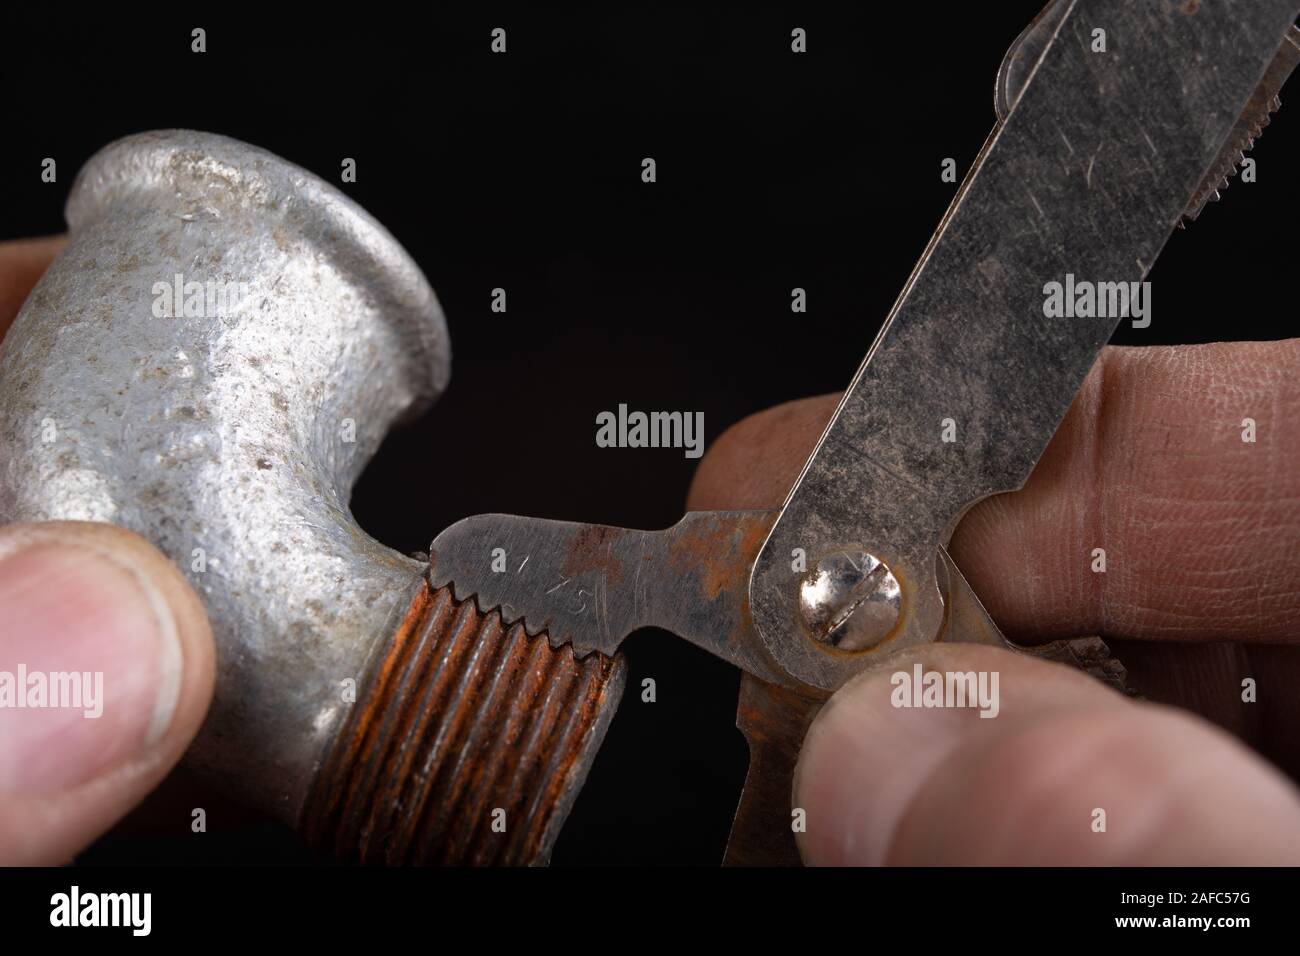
[725,673,822,867]
[560,523,628,590]
[301,581,624,865]
[666,512,775,601]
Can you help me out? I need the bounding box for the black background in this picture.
[0,4,1295,864]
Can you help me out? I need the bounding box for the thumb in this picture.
[0,522,215,865]
[793,643,1300,865]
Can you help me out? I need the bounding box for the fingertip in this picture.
[0,521,215,865]
[687,394,837,511]
[793,643,1300,866]
[793,644,1071,865]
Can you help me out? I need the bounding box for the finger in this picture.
[688,341,1300,643]
[0,236,66,341]
[793,643,1300,865]
[0,522,216,865]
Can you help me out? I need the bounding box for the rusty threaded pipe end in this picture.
[301,581,626,865]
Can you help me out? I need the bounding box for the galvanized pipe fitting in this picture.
[0,130,623,862]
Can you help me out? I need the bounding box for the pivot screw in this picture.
[799,549,902,651]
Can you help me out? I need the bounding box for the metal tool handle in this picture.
[746,0,1300,692]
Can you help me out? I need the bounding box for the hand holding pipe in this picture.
[0,131,624,864]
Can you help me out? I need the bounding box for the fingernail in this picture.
[792,663,972,866]
[0,541,183,793]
